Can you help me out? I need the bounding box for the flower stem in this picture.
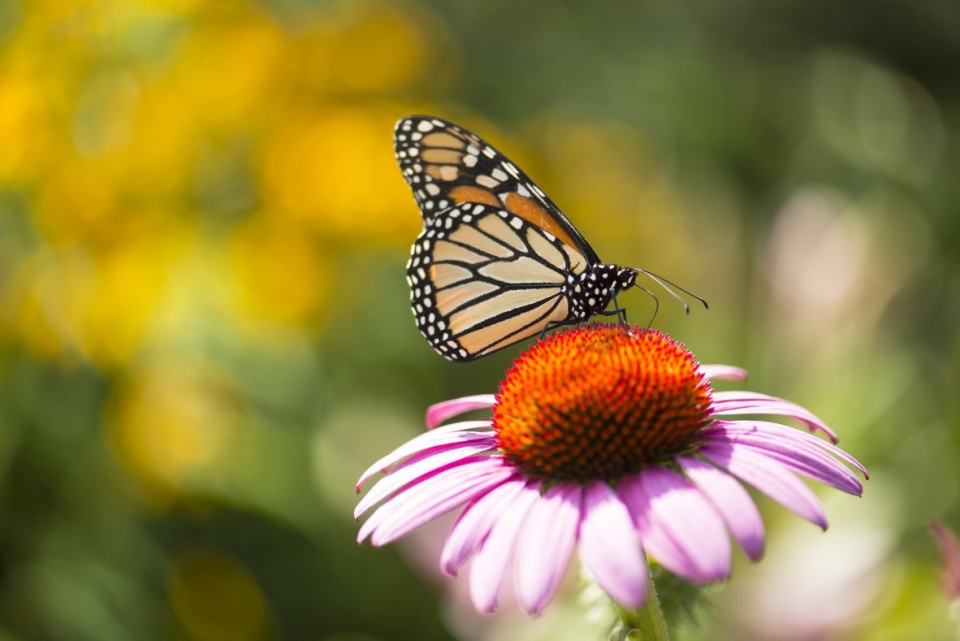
[611,568,670,641]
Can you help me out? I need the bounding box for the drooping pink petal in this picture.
[714,420,868,478]
[427,395,497,429]
[700,364,748,381]
[469,481,542,613]
[699,441,829,529]
[618,468,732,583]
[513,483,581,615]
[578,480,648,608]
[677,456,765,560]
[710,391,838,442]
[355,440,498,519]
[356,422,494,490]
[441,477,528,575]
[359,457,512,546]
[703,423,863,495]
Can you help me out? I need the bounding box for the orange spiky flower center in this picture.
[492,325,714,481]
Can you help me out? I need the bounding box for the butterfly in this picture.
[395,115,704,362]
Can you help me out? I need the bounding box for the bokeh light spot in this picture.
[108,358,242,505]
[169,548,268,641]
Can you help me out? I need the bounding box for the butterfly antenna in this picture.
[635,269,708,315]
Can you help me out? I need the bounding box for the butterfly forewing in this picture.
[394,116,600,264]
[406,203,590,362]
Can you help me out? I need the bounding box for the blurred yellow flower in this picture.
[108,357,242,505]
[10,0,102,29]
[0,41,68,183]
[259,104,420,243]
[136,0,204,14]
[297,4,433,95]
[225,214,332,331]
[10,220,193,366]
[166,9,290,131]
[38,9,288,215]
[33,156,125,248]
[169,548,268,641]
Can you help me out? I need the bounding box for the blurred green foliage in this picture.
[0,0,958,639]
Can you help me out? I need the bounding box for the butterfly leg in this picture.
[539,317,579,340]
[596,289,629,327]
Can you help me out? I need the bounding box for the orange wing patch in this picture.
[503,192,579,249]
[421,131,465,149]
[449,185,501,207]
[420,148,464,165]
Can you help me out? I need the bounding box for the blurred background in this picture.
[0,0,958,639]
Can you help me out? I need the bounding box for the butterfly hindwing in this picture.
[406,202,591,362]
[394,116,601,264]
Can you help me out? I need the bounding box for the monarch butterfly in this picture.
[395,115,704,362]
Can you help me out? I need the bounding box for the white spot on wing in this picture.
[476,174,499,189]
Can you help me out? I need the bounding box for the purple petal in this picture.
[703,423,863,495]
[355,440,498,519]
[469,481,542,613]
[713,420,868,479]
[700,364,748,381]
[578,481,648,608]
[618,468,732,583]
[359,457,512,546]
[356,422,494,490]
[710,391,838,442]
[427,395,497,429]
[513,483,581,615]
[441,478,528,575]
[678,456,765,560]
[699,441,829,529]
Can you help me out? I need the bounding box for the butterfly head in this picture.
[616,267,640,291]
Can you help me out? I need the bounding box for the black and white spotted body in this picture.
[565,264,639,323]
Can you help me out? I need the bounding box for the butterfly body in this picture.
[565,264,639,322]
[395,115,655,362]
